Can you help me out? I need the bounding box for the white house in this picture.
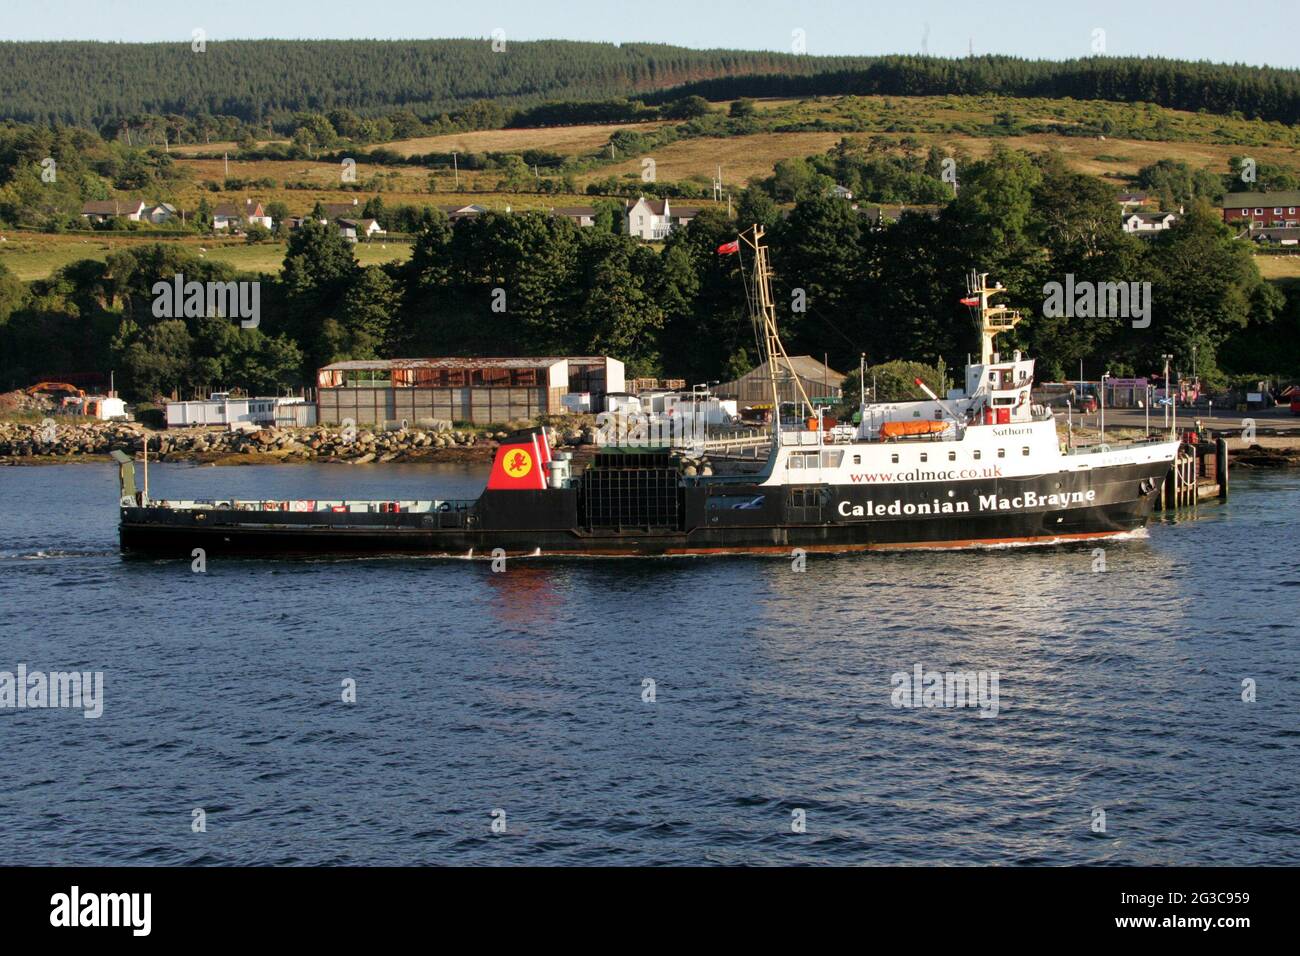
[626,197,701,240]
[1122,211,1177,234]
[336,217,386,241]
[829,183,854,200]
[212,200,272,231]
[143,202,178,224]
[80,199,146,223]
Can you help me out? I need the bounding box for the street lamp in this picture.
[1100,371,1110,445]
[1170,353,1180,434]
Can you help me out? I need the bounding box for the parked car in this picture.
[1289,397,1300,416]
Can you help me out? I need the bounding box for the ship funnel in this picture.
[486,428,550,491]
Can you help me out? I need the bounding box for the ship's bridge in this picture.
[966,350,1037,424]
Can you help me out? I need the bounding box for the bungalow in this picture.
[143,202,178,224]
[319,200,361,222]
[1251,226,1300,247]
[336,217,386,241]
[669,205,701,229]
[439,203,489,222]
[829,184,854,200]
[80,199,146,223]
[1220,191,1300,228]
[1122,211,1177,234]
[626,197,699,240]
[552,206,597,227]
[1117,192,1149,210]
[212,200,271,231]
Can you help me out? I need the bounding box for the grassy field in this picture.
[0,233,410,280]
[378,121,667,157]
[145,93,1300,213]
[6,93,1299,282]
[1253,255,1300,279]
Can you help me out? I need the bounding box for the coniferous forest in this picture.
[2,41,1299,130]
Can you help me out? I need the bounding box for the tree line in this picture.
[1,146,1296,403]
[2,41,1299,133]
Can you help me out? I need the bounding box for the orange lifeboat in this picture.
[879,420,949,440]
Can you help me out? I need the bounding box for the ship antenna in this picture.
[964,270,1023,365]
[737,224,813,438]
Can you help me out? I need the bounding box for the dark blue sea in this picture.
[2,461,1298,865]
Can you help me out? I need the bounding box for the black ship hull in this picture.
[119,460,1170,558]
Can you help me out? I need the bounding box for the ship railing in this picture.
[145,498,476,514]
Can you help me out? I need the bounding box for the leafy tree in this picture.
[335,266,401,359]
[663,95,712,120]
[736,185,779,229]
[842,360,944,405]
[121,318,192,398]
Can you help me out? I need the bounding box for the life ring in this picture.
[437,502,451,513]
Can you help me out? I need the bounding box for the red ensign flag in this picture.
[717,240,740,255]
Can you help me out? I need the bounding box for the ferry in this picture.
[117,227,1179,558]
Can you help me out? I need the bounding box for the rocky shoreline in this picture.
[0,420,599,466]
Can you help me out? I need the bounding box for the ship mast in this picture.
[738,225,813,431]
[967,270,1023,365]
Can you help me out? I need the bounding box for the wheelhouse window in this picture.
[973,450,981,460]
[948,451,956,461]
[890,453,899,464]
[997,448,1006,458]
[1022,446,1030,456]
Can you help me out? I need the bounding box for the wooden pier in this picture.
[1156,436,1228,510]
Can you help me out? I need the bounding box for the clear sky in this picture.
[3,0,1297,68]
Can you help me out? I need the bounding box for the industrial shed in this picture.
[315,356,624,426]
[714,356,844,406]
